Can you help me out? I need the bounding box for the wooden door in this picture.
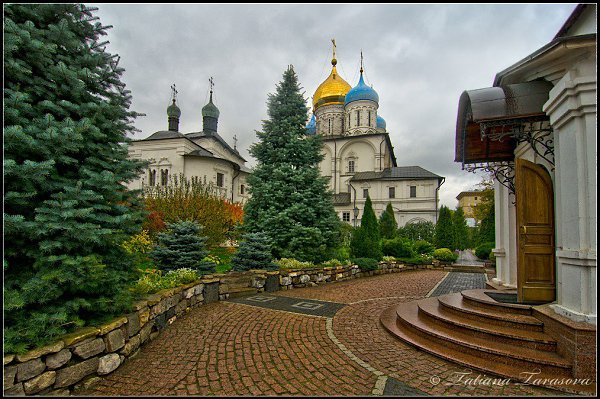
[515,158,556,303]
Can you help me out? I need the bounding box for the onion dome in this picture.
[167,99,181,118]
[376,115,386,129]
[345,70,379,106]
[312,58,352,111]
[202,94,220,119]
[306,114,316,135]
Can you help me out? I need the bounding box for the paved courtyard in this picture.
[85,270,564,396]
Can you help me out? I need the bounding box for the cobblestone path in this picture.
[428,271,487,297]
[86,270,563,396]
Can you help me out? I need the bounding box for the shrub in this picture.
[382,256,397,262]
[379,203,398,239]
[320,259,351,268]
[150,221,212,274]
[396,254,433,265]
[274,258,315,270]
[130,268,200,297]
[232,232,276,271]
[352,257,379,272]
[433,248,458,262]
[398,221,435,242]
[414,240,435,255]
[382,237,416,258]
[332,246,351,261]
[144,174,243,247]
[475,242,495,260]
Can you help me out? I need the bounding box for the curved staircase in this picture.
[380,289,596,395]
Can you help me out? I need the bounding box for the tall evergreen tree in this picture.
[243,66,340,263]
[435,206,454,249]
[452,207,470,250]
[379,203,398,239]
[4,4,145,353]
[350,196,383,260]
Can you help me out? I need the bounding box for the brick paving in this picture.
[428,271,486,296]
[85,270,566,396]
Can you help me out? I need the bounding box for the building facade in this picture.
[456,190,484,227]
[455,4,596,324]
[126,86,250,204]
[308,46,444,227]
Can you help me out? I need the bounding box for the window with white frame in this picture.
[410,185,417,198]
[363,188,369,198]
[216,172,224,187]
[389,186,396,198]
[342,212,351,222]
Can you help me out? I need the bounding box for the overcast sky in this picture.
[95,3,577,208]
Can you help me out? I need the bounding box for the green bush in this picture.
[382,256,397,262]
[332,246,352,261]
[352,257,379,272]
[475,242,495,260]
[382,237,416,258]
[414,240,435,255]
[433,248,458,262]
[130,268,200,297]
[320,259,351,267]
[396,254,433,265]
[274,258,316,270]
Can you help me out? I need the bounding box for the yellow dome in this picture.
[312,60,352,110]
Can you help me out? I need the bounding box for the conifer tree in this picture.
[232,232,276,271]
[350,196,383,260]
[243,66,340,263]
[379,203,398,239]
[4,4,145,353]
[435,205,454,249]
[150,221,211,273]
[452,207,470,250]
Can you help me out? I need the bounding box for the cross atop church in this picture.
[331,38,336,60]
[233,134,238,151]
[209,77,214,94]
[170,83,178,103]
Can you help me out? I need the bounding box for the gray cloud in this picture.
[94,3,576,208]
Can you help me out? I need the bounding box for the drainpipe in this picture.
[231,163,240,203]
[349,181,357,228]
[379,136,386,171]
[435,177,445,223]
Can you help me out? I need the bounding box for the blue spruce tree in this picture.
[4,4,145,353]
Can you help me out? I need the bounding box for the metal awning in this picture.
[455,80,553,165]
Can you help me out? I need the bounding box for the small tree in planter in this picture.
[150,220,213,274]
[232,232,276,271]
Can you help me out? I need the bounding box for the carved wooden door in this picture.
[515,158,556,303]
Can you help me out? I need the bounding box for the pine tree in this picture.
[435,206,454,249]
[232,232,276,271]
[4,4,145,353]
[150,221,212,273]
[350,196,383,260]
[379,203,398,239]
[243,66,340,263]
[452,207,470,250]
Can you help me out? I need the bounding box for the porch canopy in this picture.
[455,80,553,166]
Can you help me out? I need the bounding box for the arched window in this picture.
[368,110,371,127]
[160,169,169,186]
[149,169,156,186]
[356,110,360,126]
[348,160,355,173]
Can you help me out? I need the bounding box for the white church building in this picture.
[307,45,444,227]
[126,85,251,204]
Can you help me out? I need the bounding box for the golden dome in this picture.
[312,61,352,110]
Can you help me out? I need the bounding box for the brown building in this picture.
[456,190,483,220]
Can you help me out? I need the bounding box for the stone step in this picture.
[395,301,572,374]
[417,297,557,352]
[461,289,533,316]
[380,304,594,395]
[438,294,544,332]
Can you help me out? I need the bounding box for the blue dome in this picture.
[376,115,386,129]
[306,114,316,135]
[344,73,379,106]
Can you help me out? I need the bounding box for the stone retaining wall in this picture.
[3,260,438,396]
